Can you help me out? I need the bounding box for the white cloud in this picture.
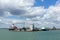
[0,17,24,24]
[0,0,60,28]
[19,6,46,18]
[0,0,34,9]
[0,0,35,17]
[24,0,60,28]
[40,0,60,28]
[43,5,60,21]
[0,0,45,19]
[55,0,60,6]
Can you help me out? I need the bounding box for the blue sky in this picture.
[34,0,57,8]
[0,0,60,28]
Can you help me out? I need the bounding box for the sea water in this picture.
[0,29,60,40]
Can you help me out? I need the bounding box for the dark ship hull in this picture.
[9,28,15,31]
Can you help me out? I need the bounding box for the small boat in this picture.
[41,27,49,31]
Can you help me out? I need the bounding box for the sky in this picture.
[0,0,60,28]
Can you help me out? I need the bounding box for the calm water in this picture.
[0,29,60,40]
